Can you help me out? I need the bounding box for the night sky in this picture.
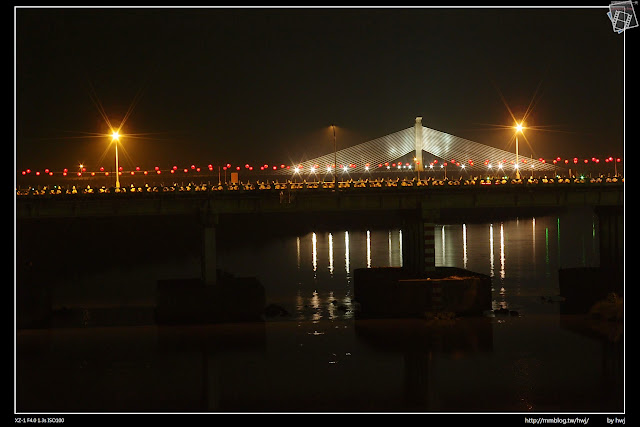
[15,6,629,173]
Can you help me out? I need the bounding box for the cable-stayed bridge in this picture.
[276,117,558,175]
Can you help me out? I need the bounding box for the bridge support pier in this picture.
[559,206,624,313]
[402,206,438,275]
[595,205,624,274]
[201,213,219,286]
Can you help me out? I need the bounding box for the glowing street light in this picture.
[111,131,121,189]
[514,122,524,180]
[331,125,337,187]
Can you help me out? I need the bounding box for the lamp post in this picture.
[331,124,337,187]
[514,122,524,180]
[111,131,121,189]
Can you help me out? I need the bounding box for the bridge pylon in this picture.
[415,117,423,172]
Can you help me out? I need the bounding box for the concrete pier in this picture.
[354,266,492,318]
[401,205,438,275]
[201,213,218,285]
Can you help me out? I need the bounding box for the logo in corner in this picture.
[608,1,638,33]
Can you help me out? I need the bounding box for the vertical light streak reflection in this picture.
[462,224,468,269]
[296,236,301,271]
[531,217,536,274]
[500,222,505,279]
[592,217,597,260]
[557,217,561,268]
[545,227,550,278]
[441,225,446,262]
[312,232,317,273]
[399,229,403,267]
[328,290,335,318]
[388,231,392,266]
[328,233,334,275]
[489,224,494,278]
[366,230,371,268]
[532,218,536,271]
[311,289,321,322]
[345,231,350,274]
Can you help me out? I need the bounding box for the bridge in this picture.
[16,180,624,285]
[274,117,558,175]
[16,118,623,286]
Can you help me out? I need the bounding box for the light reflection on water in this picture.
[222,210,600,318]
[16,207,622,413]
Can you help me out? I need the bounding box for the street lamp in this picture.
[514,122,524,180]
[331,124,337,187]
[111,131,121,189]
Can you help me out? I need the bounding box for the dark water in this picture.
[15,207,624,414]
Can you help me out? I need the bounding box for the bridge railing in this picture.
[16,176,624,197]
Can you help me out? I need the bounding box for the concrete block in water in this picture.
[354,267,491,318]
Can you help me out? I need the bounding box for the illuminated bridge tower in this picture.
[414,117,423,171]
